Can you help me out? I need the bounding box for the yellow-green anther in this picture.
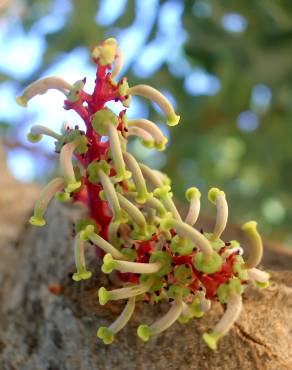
[28,125,63,143]
[129,85,180,126]
[185,187,201,226]
[194,251,222,274]
[111,47,124,79]
[60,140,81,193]
[149,251,172,276]
[16,77,72,107]
[248,268,270,283]
[127,126,154,144]
[160,218,213,256]
[137,299,183,341]
[203,294,242,350]
[242,221,263,269]
[102,253,162,274]
[87,159,110,184]
[108,123,131,181]
[92,38,118,66]
[80,226,125,259]
[153,185,182,221]
[116,192,146,228]
[208,188,228,241]
[170,235,194,256]
[98,278,153,305]
[92,108,119,135]
[72,234,92,281]
[128,119,168,150]
[29,177,65,227]
[123,152,150,203]
[97,296,135,344]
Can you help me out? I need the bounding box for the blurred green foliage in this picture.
[1,0,292,243]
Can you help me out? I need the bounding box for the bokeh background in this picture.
[1,0,292,245]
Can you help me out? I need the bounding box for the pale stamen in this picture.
[60,141,81,193]
[102,253,162,274]
[108,123,131,181]
[117,192,146,228]
[185,188,201,226]
[28,125,62,142]
[208,188,228,241]
[137,299,183,341]
[16,77,72,107]
[29,177,65,227]
[247,268,270,283]
[129,85,180,126]
[242,221,263,269]
[72,233,92,281]
[203,294,242,350]
[124,152,150,203]
[128,118,167,148]
[97,297,136,344]
[111,47,124,79]
[126,126,153,142]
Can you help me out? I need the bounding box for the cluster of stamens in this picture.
[17,38,270,350]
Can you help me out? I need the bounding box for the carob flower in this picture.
[17,38,269,349]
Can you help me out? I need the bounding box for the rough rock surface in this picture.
[0,150,292,370]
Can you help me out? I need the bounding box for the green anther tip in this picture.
[97,327,114,344]
[72,270,92,281]
[29,216,46,227]
[194,251,222,274]
[155,137,168,151]
[16,96,27,107]
[114,170,131,182]
[65,181,81,193]
[102,253,118,274]
[149,251,172,276]
[153,185,171,199]
[167,114,180,126]
[55,192,70,202]
[255,280,270,289]
[159,217,174,231]
[178,315,190,324]
[185,187,201,201]
[137,325,150,342]
[27,133,42,143]
[135,191,151,204]
[98,287,110,305]
[80,225,95,241]
[208,188,225,204]
[141,139,155,149]
[242,220,257,232]
[202,332,221,350]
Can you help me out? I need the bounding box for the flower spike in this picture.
[16,77,72,107]
[20,37,269,350]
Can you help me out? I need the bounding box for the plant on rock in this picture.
[17,38,269,350]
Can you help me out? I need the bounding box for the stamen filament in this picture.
[162,219,213,256]
[16,77,72,107]
[144,196,167,217]
[242,221,263,269]
[137,299,183,341]
[72,233,92,281]
[139,163,163,189]
[97,297,136,344]
[98,278,153,305]
[29,177,65,226]
[108,123,130,181]
[126,126,153,142]
[86,230,125,260]
[102,253,162,274]
[128,119,167,148]
[60,141,81,193]
[98,169,122,222]
[117,192,146,228]
[129,85,180,126]
[124,152,150,203]
[28,125,62,142]
[203,294,242,350]
[185,187,201,226]
[208,188,228,241]
[248,268,270,283]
